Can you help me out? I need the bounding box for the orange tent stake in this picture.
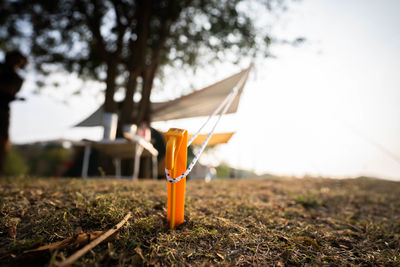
[165,128,188,229]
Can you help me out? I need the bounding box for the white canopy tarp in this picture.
[75,66,251,127]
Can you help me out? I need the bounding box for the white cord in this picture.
[187,89,236,146]
[165,68,250,183]
[166,87,239,183]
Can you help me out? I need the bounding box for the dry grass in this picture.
[1,177,400,266]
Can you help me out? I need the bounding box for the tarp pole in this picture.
[81,143,91,179]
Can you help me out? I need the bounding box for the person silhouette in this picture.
[0,50,27,174]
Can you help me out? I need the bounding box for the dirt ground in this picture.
[1,177,399,266]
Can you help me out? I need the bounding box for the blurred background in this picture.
[1,0,399,180]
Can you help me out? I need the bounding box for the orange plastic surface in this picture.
[165,128,188,229]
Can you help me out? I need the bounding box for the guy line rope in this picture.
[165,73,248,183]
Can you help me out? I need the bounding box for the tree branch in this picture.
[75,0,111,61]
[58,212,131,267]
[110,0,127,55]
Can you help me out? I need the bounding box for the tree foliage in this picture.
[0,0,290,126]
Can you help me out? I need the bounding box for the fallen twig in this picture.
[58,212,131,267]
[25,231,104,253]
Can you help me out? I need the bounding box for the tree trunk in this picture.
[137,63,158,124]
[120,0,151,127]
[136,64,158,179]
[120,70,138,126]
[104,62,117,113]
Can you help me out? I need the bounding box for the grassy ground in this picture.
[0,177,399,266]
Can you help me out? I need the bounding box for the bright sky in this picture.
[10,0,400,180]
